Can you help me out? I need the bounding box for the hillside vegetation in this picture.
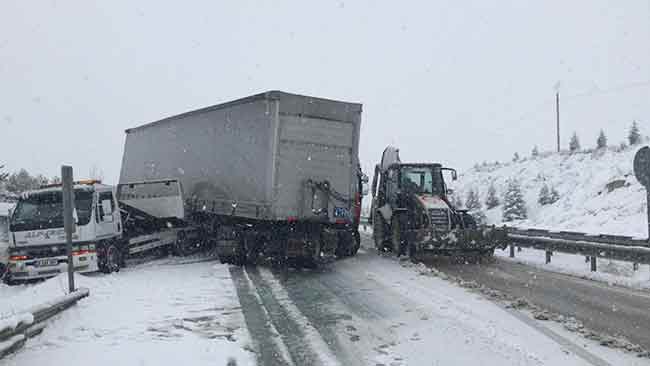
[452,144,649,238]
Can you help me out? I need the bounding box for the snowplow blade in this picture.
[414,225,509,255]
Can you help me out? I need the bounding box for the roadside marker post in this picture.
[62,165,76,293]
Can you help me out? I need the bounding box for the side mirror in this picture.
[451,171,458,181]
[361,173,369,184]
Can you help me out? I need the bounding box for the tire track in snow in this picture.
[229,266,294,366]
[253,266,342,366]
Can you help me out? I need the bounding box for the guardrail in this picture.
[504,227,650,271]
[0,288,89,359]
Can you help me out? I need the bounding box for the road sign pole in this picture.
[633,146,650,242]
[645,187,650,244]
[62,165,75,293]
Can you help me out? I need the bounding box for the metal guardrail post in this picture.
[590,256,597,272]
[545,251,552,264]
[509,244,515,258]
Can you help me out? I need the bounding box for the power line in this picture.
[564,79,650,99]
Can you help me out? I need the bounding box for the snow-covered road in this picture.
[2,238,648,366]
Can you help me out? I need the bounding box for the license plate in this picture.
[333,207,350,218]
[36,259,58,267]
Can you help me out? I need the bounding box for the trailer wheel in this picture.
[352,230,361,256]
[100,243,122,274]
[373,214,388,251]
[335,231,354,258]
[174,230,199,256]
[303,231,322,268]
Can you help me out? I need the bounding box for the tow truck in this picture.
[5,179,199,284]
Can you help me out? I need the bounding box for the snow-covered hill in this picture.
[451,145,649,238]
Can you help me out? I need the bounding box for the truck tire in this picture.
[100,243,122,274]
[373,214,388,251]
[391,217,405,256]
[303,231,322,268]
[335,231,354,258]
[173,230,200,256]
[352,230,361,256]
[461,213,478,230]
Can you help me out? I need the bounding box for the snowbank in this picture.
[451,145,649,238]
[1,260,255,366]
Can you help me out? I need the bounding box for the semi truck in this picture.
[119,90,366,267]
[370,146,506,259]
[4,91,366,283]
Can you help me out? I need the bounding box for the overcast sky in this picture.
[1,0,648,183]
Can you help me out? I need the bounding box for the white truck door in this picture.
[96,191,118,239]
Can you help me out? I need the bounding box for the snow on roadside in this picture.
[1,260,255,366]
[366,255,647,366]
[495,247,650,290]
[451,146,649,238]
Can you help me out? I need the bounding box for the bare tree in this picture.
[0,164,8,182]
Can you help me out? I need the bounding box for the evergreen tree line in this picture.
[459,179,561,223]
[513,120,644,161]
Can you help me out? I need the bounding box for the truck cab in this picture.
[6,180,121,282]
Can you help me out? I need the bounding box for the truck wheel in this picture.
[461,213,478,230]
[373,215,388,251]
[174,230,198,256]
[391,217,406,256]
[304,232,322,268]
[335,231,354,258]
[100,243,122,274]
[408,241,418,262]
[352,230,361,256]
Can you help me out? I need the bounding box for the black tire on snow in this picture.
[391,216,406,256]
[352,230,361,256]
[100,243,122,274]
[373,214,388,251]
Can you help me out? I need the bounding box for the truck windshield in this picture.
[10,189,94,231]
[401,167,445,195]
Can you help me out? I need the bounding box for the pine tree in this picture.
[0,164,8,182]
[569,132,580,152]
[465,188,486,224]
[485,183,500,209]
[513,152,520,162]
[502,179,527,221]
[549,187,560,204]
[450,193,463,209]
[629,121,641,145]
[531,146,539,157]
[596,129,607,149]
[538,184,551,205]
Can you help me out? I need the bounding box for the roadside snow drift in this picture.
[0,260,254,366]
[451,146,649,237]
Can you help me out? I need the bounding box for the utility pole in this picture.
[62,165,76,293]
[556,92,560,153]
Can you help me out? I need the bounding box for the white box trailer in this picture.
[119,91,364,265]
